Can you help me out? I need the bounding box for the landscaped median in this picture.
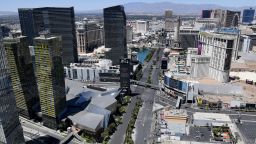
[124,98,143,144]
[101,95,132,144]
[145,49,156,62]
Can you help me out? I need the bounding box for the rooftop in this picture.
[65,78,119,100]
[91,96,117,109]
[163,109,188,124]
[165,71,220,84]
[199,31,239,40]
[68,111,104,132]
[164,109,188,117]
[193,112,231,123]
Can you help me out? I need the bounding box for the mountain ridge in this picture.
[0,2,255,15]
[77,2,256,15]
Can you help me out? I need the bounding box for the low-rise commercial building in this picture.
[65,79,119,134]
[163,109,188,135]
[64,59,119,82]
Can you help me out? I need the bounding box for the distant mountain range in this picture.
[0,11,17,16]
[0,2,255,16]
[78,2,256,15]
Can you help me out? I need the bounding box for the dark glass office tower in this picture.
[104,5,127,65]
[0,30,25,144]
[34,33,66,129]
[18,9,36,45]
[18,7,78,65]
[3,36,40,119]
[201,10,212,18]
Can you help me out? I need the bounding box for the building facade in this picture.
[104,5,127,65]
[0,25,11,38]
[165,19,175,32]
[3,36,40,119]
[190,55,210,78]
[224,10,240,27]
[199,29,240,82]
[76,20,104,54]
[34,34,66,129]
[174,17,181,44]
[0,30,25,144]
[194,18,220,30]
[135,20,148,34]
[165,10,173,19]
[64,59,119,82]
[179,28,199,49]
[210,9,240,27]
[242,8,255,24]
[18,7,78,65]
[126,25,133,43]
[186,48,198,67]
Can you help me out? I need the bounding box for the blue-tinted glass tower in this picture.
[242,8,255,23]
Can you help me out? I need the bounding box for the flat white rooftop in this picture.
[193,112,231,123]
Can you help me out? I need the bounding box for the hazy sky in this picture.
[1,0,256,12]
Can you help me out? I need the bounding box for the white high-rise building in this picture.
[0,30,25,144]
[126,20,149,34]
[135,20,148,34]
[199,29,240,82]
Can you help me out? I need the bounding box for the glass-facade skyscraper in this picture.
[242,8,255,24]
[0,30,25,144]
[104,5,127,65]
[34,33,66,129]
[3,36,40,119]
[18,7,78,65]
[201,10,212,18]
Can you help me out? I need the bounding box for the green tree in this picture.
[101,129,109,139]
[109,123,116,133]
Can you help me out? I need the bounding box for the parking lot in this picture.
[182,126,212,142]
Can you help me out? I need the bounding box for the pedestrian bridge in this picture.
[130,80,160,90]
[59,132,84,144]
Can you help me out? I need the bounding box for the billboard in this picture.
[161,57,168,70]
[164,75,188,93]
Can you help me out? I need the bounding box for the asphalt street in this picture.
[236,122,256,144]
[134,48,164,144]
[109,48,162,144]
